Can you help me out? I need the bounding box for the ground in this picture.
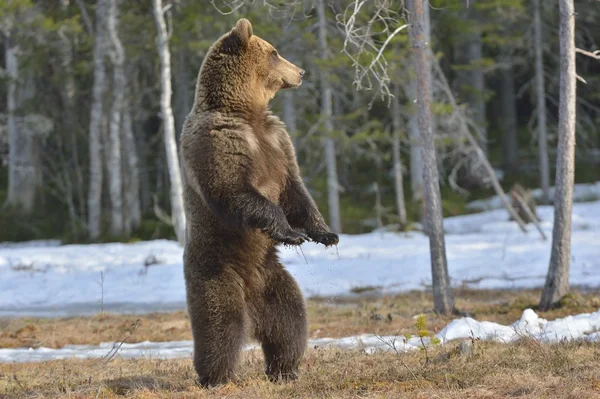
[1,194,599,397]
[3,341,600,399]
[2,289,600,398]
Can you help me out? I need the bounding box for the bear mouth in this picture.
[282,78,302,89]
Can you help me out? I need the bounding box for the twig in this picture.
[97,271,104,314]
[101,319,140,364]
[576,48,600,60]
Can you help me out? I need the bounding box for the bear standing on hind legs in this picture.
[180,19,339,386]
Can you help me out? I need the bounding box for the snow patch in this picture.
[467,181,600,211]
[2,308,599,363]
[1,201,599,317]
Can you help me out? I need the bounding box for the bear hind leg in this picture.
[186,272,248,387]
[253,265,307,382]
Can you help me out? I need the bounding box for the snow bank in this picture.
[467,181,600,211]
[1,201,599,317]
[2,308,598,363]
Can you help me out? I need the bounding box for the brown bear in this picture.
[180,18,339,386]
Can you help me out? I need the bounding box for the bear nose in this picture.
[299,69,305,77]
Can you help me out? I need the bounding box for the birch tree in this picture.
[409,0,454,314]
[391,85,407,230]
[88,0,109,239]
[107,0,125,237]
[122,98,141,236]
[152,0,186,245]
[539,0,576,311]
[533,0,550,204]
[317,0,341,234]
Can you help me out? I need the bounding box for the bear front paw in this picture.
[308,231,339,247]
[270,229,308,246]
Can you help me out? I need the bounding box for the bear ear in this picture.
[233,19,253,44]
[221,18,253,54]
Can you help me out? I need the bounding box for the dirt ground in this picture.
[1,288,600,398]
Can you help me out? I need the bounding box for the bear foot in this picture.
[266,368,298,383]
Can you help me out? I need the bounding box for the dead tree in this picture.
[317,0,342,233]
[152,0,186,245]
[409,0,454,315]
[533,0,550,204]
[539,0,576,311]
[88,0,109,239]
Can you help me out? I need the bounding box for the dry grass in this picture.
[2,339,600,398]
[2,288,599,349]
[1,288,600,398]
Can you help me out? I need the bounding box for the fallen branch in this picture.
[153,194,174,226]
[511,191,546,240]
[429,51,529,234]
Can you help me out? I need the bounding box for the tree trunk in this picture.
[174,48,192,141]
[5,34,40,213]
[283,91,298,148]
[533,0,550,204]
[499,53,518,172]
[407,0,430,203]
[317,0,341,234]
[107,0,125,237]
[88,0,109,240]
[391,86,408,229]
[409,0,454,315]
[152,0,186,245]
[58,23,86,226]
[539,0,576,311]
[455,11,487,155]
[122,99,141,236]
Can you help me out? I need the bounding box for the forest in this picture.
[1,0,598,244]
[1,1,600,397]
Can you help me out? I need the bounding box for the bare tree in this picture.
[533,0,550,204]
[407,0,430,203]
[391,86,407,229]
[88,0,109,239]
[499,52,518,172]
[409,0,454,314]
[107,0,125,237]
[122,98,141,236]
[152,0,186,244]
[317,0,341,233]
[2,7,46,214]
[282,91,298,147]
[4,36,31,212]
[454,7,487,155]
[539,0,576,311]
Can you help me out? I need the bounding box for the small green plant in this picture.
[414,314,440,364]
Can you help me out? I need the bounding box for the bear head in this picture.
[196,19,305,114]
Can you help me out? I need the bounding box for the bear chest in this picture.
[248,132,288,204]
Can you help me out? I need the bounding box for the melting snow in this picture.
[1,308,598,363]
[0,201,599,317]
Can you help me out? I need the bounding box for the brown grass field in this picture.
[1,288,600,398]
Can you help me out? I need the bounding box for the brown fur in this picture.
[180,19,338,386]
